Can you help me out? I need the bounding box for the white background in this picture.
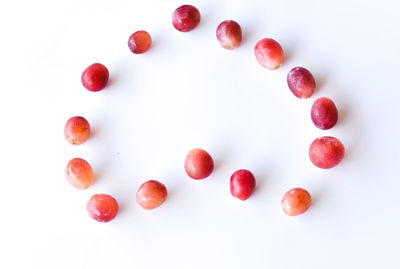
[1,0,399,268]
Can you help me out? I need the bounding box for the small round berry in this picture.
[281,188,312,216]
[230,169,256,201]
[136,180,168,210]
[128,30,152,54]
[309,136,345,169]
[216,20,242,50]
[172,5,201,32]
[64,116,90,145]
[287,67,316,99]
[87,194,119,223]
[254,38,284,70]
[81,63,109,92]
[184,148,214,180]
[311,97,338,130]
[65,158,94,190]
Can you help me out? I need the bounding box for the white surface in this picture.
[1,0,399,268]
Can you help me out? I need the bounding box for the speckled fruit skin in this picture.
[216,20,242,50]
[311,97,338,130]
[81,63,109,92]
[254,38,284,70]
[281,188,312,216]
[87,194,119,223]
[65,158,94,190]
[287,67,316,99]
[172,5,201,32]
[128,30,152,54]
[309,136,345,169]
[184,148,214,180]
[136,180,168,210]
[64,116,90,145]
[230,169,256,201]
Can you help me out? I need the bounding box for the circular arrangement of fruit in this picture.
[64,4,345,223]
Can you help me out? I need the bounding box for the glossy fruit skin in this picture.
[311,97,338,130]
[184,148,214,180]
[287,67,316,99]
[81,63,109,92]
[281,188,312,216]
[87,194,119,223]
[230,169,256,201]
[65,158,94,190]
[136,180,168,210]
[254,38,284,70]
[128,30,152,54]
[216,20,242,50]
[309,136,345,169]
[172,5,201,32]
[64,116,90,145]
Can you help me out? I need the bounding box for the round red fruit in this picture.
[309,136,345,169]
[230,169,256,201]
[254,38,284,70]
[311,97,338,130]
[281,188,312,216]
[172,5,201,32]
[287,67,316,99]
[65,158,94,190]
[184,148,214,180]
[136,180,168,210]
[128,30,152,54]
[81,63,109,92]
[64,116,90,145]
[87,194,119,223]
[216,20,242,50]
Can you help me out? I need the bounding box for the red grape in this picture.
[254,38,284,70]
[281,188,312,216]
[287,67,316,99]
[65,158,94,190]
[216,20,242,50]
[184,148,214,180]
[136,180,168,210]
[64,116,90,145]
[311,97,338,130]
[87,194,119,223]
[128,30,152,54]
[172,5,201,32]
[81,63,109,92]
[230,169,256,201]
[309,136,345,169]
